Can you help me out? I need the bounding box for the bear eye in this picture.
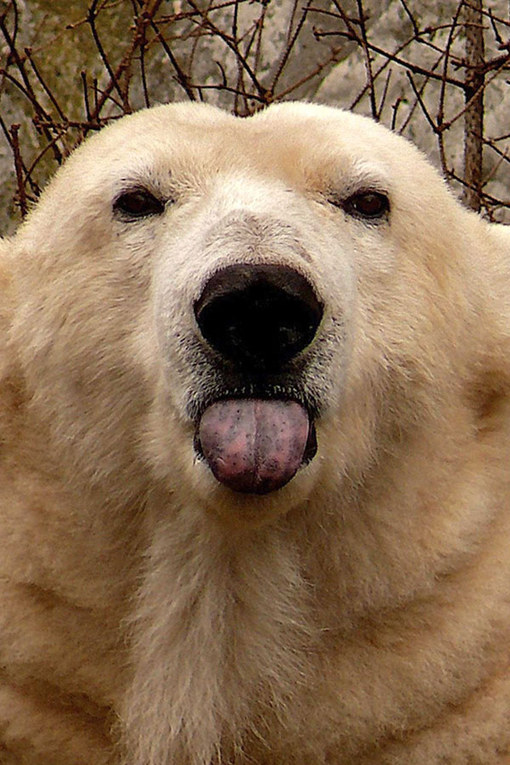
[343,190,390,221]
[113,188,165,219]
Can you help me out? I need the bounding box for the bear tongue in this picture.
[198,399,310,495]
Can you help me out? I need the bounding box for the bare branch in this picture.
[0,0,509,225]
[463,0,485,211]
[9,124,28,217]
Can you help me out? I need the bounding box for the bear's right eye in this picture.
[113,188,165,219]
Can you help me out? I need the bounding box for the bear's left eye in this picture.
[342,190,390,221]
[113,188,165,219]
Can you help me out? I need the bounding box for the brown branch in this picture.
[356,0,378,118]
[147,18,197,101]
[186,0,268,100]
[1,0,510,225]
[273,46,343,101]
[85,0,168,121]
[24,46,66,122]
[87,0,128,110]
[269,0,312,98]
[9,124,28,217]
[316,26,466,89]
[436,1,464,179]
[463,0,485,211]
[0,8,63,163]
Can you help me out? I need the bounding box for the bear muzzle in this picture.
[193,264,322,494]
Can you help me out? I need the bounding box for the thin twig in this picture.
[9,124,28,217]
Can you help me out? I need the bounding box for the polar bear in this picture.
[1,101,510,765]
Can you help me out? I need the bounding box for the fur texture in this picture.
[1,102,510,764]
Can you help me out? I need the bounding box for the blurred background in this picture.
[1,0,508,232]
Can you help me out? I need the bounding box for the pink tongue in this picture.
[198,399,310,494]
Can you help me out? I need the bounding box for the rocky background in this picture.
[1,0,509,233]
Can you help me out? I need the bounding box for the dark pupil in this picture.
[124,192,150,214]
[115,190,162,216]
[353,192,387,217]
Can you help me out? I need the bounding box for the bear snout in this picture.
[194,263,323,373]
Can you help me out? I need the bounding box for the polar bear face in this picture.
[7,102,510,765]
[11,101,471,524]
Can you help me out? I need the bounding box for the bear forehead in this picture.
[59,101,428,194]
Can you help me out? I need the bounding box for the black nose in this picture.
[194,264,323,371]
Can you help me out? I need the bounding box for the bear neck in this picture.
[3,352,510,765]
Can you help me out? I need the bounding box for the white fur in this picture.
[1,102,510,764]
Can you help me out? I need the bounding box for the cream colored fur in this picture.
[1,102,510,764]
